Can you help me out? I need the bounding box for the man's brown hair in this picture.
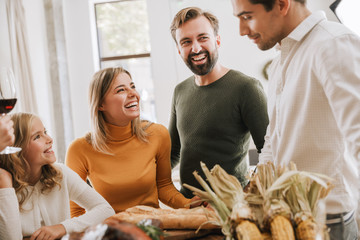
[170,7,219,43]
[248,0,306,11]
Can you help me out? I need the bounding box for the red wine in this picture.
[0,98,17,114]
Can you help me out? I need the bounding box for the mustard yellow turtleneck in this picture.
[66,122,191,216]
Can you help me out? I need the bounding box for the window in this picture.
[94,0,156,121]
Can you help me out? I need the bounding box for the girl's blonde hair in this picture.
[87,67,151,154]
[0,113,62,208]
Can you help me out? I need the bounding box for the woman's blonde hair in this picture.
[87,67,151,154]
[0,113,62,208]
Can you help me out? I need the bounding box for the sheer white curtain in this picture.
[6,0,38,114]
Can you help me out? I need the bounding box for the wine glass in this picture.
[0,67,21,154]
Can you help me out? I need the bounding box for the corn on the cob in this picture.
[261,232,272,240]
[296,217,318,240]
[268,164,333,240]
[246,162,295,240]
[269,215,294,240]
[235,220,262,240]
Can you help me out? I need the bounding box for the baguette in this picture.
[107,205,219,230]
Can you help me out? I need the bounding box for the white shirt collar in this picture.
[276,11,327,51]
[287,11,326,42]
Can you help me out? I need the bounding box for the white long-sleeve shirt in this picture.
[0,163,115,239]
[259,11,360,214]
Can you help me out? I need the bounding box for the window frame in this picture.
[92,0,151,68]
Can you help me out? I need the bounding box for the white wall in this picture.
[0,0,11,67]
[22,0,54,138]
[146,0,180,127]
[62,0,95,139]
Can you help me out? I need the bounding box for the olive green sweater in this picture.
[169,70,269,197]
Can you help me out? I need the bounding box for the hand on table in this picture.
[0,114,15,151]
[30,224,66,240]
[189,195,208,208]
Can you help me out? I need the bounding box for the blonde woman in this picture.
[0,113,114,240]
[66,67,198,217]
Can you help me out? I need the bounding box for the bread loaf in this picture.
[107,205,219,230]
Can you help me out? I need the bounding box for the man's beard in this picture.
[257,39,278,51]
[185,49,218,76]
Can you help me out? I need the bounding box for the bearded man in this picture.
[168,7,269,197]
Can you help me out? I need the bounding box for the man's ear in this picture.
[278,0,290,16]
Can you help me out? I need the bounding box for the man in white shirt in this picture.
[230,0,360,239]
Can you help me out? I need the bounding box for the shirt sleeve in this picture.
[60,165,115,233]
[0,188,22,240]
[169,89,181,169]
[316,34,360,165]
[65,139,88,217]
[155,125,192,208]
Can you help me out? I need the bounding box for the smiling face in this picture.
[100,72,140,126]
[231,0,286,50]
[175,16,220,76]
[23,117,56,172]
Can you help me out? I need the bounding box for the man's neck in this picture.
[282,3,312,38]
[194,64,229,86]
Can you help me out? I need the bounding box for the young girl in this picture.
[0,113,115,240]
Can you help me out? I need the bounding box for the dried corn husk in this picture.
[246,162,295,240]
[184,162,261,240]
[183,172,232,238]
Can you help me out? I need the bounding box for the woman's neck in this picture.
[28,168,42,186]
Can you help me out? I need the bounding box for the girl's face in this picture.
[23,117,56,170]
[100,72,140,126]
